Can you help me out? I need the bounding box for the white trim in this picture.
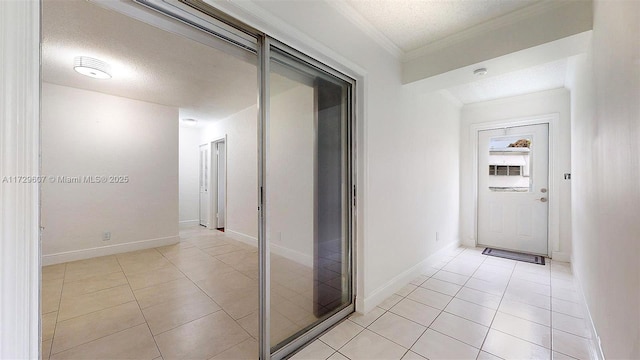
[225,228,258,247]
[570,259,606,360]
[226,229,313,268]
[551,251,571,263]
[42,236,179,266]
[179,219,200,226]
[0,1,41,358]
[470,113,560,258]
[209,136,226,230]
[324,1,403,58]
[198,143,211,228]
[360,241,459,313]
[270,243,313,268]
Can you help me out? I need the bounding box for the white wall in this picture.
[213,0,463,311]
[41,83,179,264]
[459,89,572,260]
[179,125,200,225]
[200,104,259,241]
[566,1,640,357]
[365,89,462,307]
[268,82,314,264]
[199,82,317,267]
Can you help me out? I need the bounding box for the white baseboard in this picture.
[552,251,571,262]
[42,236,179,266]
[225,229,313,268]
[271,243,313,268]
[225,229,258,247]
[361,240,460,313]
[179,220,199,227]
[571,257,605,360]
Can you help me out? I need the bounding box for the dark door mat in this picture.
[482,248,545,265]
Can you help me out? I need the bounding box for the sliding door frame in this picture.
[35,1,358,359]
[265,38,357,360]
[257,35,271,360]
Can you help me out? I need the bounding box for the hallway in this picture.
[293,247,593,360]
[41,229,594,359]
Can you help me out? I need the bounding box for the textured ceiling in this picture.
[42,0,567,117]
[444,58,567,104]
[344,0,540,52]
[42,0,259,123]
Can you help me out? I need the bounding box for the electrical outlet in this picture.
[102,231,111,241]
[436,232,440,242]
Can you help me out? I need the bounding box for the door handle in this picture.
[535,197,548,202]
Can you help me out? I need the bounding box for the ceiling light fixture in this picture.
[73,56,112,79]
[474,68,488,76]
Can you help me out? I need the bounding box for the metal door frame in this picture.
[91,2,358,359]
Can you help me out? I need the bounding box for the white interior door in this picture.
[477,123,549,255]
[199,144,210,227]
[216,141,226,229]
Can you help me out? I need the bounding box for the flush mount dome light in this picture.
[74,56,112,79]
[474,68,488,76]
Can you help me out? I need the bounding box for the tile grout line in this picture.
[481,260,557,359]
[386,248,470,358]
[115,254,164,359]
[442,249,497,359]
[157,233,257,343]
[49,257,142,357]
[46,262,67,360]
[414,248,507,359]
[473,250,514,360]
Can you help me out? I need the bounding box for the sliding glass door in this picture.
[96,2,355,359]
[264,44,355,358]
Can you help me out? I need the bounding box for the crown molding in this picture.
[324,0,404,59]
[403,0,569,62]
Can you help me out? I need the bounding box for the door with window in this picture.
[477,124,549,255]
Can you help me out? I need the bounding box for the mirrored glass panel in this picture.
[267,47,353,352]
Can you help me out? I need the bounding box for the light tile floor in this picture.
[42,226,261,360]
[42,225,351,359]
[42,234,595,360]
[291,247,596,360]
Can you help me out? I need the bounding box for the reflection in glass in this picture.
[267,47,352,351]
[488,136,532,192]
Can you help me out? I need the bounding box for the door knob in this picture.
[535,197,548,202]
